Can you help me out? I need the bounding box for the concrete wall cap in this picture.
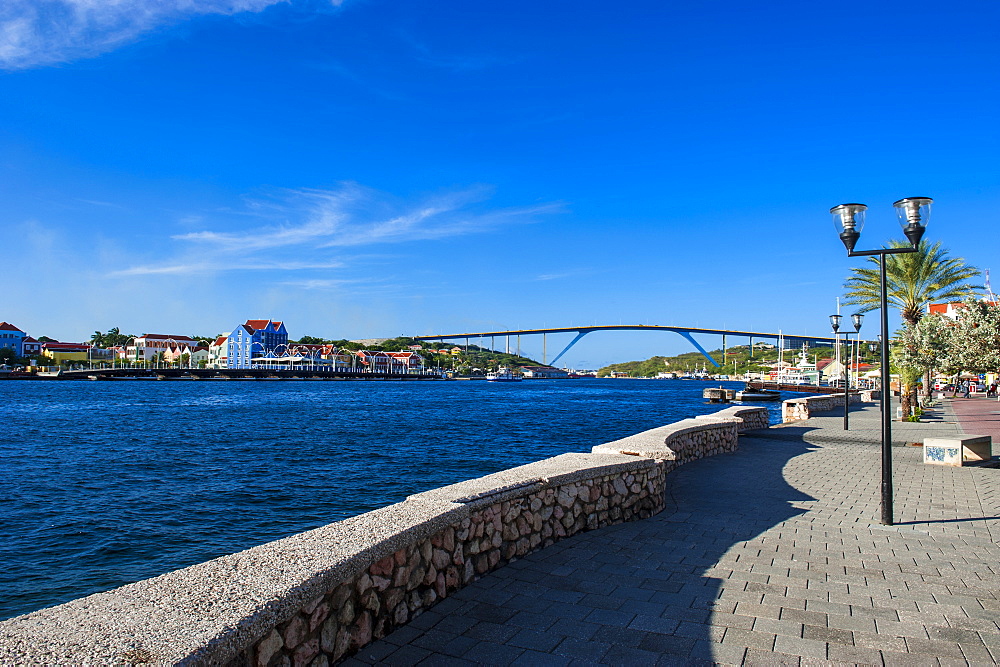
[409,452,656,510]
[0,498,465,666]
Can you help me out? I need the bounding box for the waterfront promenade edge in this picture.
[350,397,1000,665]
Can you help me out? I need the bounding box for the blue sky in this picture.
[2,0,998,367]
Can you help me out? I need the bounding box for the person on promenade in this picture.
[962,379,972,399]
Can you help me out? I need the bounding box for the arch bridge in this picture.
[412,325,869,367]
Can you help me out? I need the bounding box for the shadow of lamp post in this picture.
[830,197,931,526]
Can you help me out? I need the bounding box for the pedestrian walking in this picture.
[962,379,972,399]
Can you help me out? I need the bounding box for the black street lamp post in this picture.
[830,312,864,430]
[830,197,932,526]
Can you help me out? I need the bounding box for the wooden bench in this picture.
[923,435,993,466]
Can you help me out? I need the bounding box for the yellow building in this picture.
[40,342,90,363]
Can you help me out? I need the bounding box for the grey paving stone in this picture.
[551,636,612,661]
[548,617,602,641]
[780,608,827,627]
[903,636,966,658]
[462,620,521,643]
[752,617,803,638]
[438,634,480,658]
[379,644,435,665]
[801,624,853,646]
[410,628,459,652]
[773,633,827,659]
[350,639,399,664]
[459,640,526,664]
[414,654,477,667]
[720,627,776,652]
[510,649,574,666]
[636,631,697,656]
[601,644,663,665]
[507,628,564,652]
[880,649,939,666]
[581,608,635,627]
[825,642,881,665]
[743,648,801,665]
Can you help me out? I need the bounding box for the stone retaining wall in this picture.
[782,393,863,423]
[0,407,769,666]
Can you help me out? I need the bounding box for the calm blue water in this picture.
[0,378,790,621]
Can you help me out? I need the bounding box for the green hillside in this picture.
[597,344,839,378]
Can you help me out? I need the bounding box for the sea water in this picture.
[0,378,789,620]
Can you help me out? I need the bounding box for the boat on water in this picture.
[486,367,522,382]
[736,388,782,401]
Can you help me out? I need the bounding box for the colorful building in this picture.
[0,322,27,357]
[40,342,90,364]
[226,319,289,369]
[125,334,200,363]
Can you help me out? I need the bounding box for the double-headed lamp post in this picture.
[830,197,932,525]
[829,312,863,430]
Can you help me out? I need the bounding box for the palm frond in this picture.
[842,240,982,324]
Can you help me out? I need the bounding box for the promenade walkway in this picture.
[350,399,1000,666]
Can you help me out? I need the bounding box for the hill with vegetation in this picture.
[292,335,542,374]
[597,343,838,378]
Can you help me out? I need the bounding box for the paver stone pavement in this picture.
[347,399,1000,666]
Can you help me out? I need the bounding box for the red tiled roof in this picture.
[23,336,38,343]
[42,342,89,351]
[0,322,24,332]
[139,334,197,342]
[244,319,271,331]
[212,336,227,346]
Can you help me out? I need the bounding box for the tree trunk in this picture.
[900,385,912,420]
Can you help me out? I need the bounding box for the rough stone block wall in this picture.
[782,393,863,423]
[245,468,665,666]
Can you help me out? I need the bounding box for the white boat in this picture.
[487,367,522,382]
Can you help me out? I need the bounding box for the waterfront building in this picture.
[351,350,424,373]
[125,334,199,363]
[163,344,209,367]
[287,344,354,370]
[0,322,27,357]
[521,365,570,379]
[208,336,228,368]
[40,342,90,364]
[928,299,998,320]
[21,336,41,356]
[386,351,424,373]
[225,319,288,369]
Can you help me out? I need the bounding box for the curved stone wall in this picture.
[782,393,863,423]
[0,406,769,666]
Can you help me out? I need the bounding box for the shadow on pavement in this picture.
[353,436,821,664]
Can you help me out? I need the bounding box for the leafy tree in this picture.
[843,240,981,325]
[296,335,330,345]
[893,318,943,417]
[37,336,57,343]
[938,299,1000,376]
[0,347,16,364]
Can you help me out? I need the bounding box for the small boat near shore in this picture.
[735,389,782,401]
[486,367,522,382]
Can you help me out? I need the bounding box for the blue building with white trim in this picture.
[0,322,27,357]
[225,319,289,369]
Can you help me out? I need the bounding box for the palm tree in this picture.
[842,239,982,325]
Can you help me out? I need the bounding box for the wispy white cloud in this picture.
[110,181,561,278]
[0,0,337,70]
[111,259,345,277]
